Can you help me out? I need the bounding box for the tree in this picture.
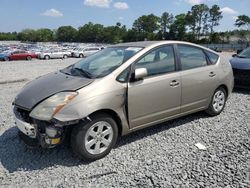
[209,5,223,34]
[17,29,37,42]
[78,22,105,42]
[169,14,187,40]
[36,28,54,42]
[56,26,77,42]
[186,4,209,40]
[160,12,174,39]
[133,14,160,33]
[235,15,250,29]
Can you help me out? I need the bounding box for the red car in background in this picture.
[8,50,38,61]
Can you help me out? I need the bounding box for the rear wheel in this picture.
[44,55,50,60]
[206,87,227,116]
[63,54,68,59]
[71,113,118,161]
[4,57,9,61]
[26,56,32,60]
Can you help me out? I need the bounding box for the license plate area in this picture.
[15,117,37,138]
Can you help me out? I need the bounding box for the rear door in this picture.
[128,45,181,128]
[177,44,219,113]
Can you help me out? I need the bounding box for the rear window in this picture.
[206,51,219,65]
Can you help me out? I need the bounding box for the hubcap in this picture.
[84,121,113,155]
[212,90,225,112]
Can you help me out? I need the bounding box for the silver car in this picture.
[72,47,103,58]
[13,41,234,161]
[39,50,71,60]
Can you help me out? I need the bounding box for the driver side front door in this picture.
[128,45,181,128]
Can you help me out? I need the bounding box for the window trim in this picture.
[176,44,210,71]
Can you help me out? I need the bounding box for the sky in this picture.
[0,0,249,32]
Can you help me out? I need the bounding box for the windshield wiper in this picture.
[72,67,93,79]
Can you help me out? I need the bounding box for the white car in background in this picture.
[72,47,104,58]
[39,50,71,60]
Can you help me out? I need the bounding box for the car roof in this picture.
[112,41,161,48]
[111,40,218,54]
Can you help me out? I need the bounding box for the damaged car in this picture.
[13,41,234,161]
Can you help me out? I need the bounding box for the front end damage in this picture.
[14,106,78,148]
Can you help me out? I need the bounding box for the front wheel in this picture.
[26,56,32,60]
[63,54,68,59]
[206,87,227,116]
[79,54,84,58]
[71,113,118,161]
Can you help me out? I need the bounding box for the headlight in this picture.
[30,92,78,121]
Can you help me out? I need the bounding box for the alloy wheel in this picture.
[84,121,114,155]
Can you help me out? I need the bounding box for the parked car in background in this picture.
[13,41,234,161]
[8,50,38,61]
[72,47,103,58]
[0,52,10,61]
[39,50,71,60]
[230,47,250,88]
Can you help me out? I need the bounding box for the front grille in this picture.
[233,68,250,87]
[14,106,33,123]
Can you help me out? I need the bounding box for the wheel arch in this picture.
[217,84,228,98]
[88,109,123,137]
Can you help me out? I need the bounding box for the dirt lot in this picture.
[0,54,250,187]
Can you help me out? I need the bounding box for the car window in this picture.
[135,45,175,77]
[117,66,130,83]
[73,47,142,78]
[238,48,250,58]
[178,45,207,70]
[205,50,219,65]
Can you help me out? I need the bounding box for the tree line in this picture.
[0,4,250,44]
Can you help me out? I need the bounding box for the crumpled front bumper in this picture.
[13,106,65,148]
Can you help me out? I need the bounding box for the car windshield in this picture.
[64,46,143,78]
[238,48,250,58]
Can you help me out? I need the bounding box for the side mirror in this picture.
[134,68,148,80]
[232,54,237,57]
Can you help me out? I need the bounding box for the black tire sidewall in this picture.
[207,87,227,116]
[71,114,118,161]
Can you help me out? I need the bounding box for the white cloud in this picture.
[185,0,205,5]
[118,16,124,20]
[41,8,63,17]
[113,2,129,10]
[84,0,112,8]
[220,7,238,15]
[185,0,218,5]
[41,9,63,17]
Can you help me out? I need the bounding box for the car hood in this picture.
[230,57,250,70]
[14,71,94,110]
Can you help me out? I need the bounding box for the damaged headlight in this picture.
[30,92,78,121]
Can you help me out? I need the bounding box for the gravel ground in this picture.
[0,55,250,187]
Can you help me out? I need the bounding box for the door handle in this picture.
[170,80,180,87]
[209,72,216,77]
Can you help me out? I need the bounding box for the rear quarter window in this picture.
[205,51,219,65]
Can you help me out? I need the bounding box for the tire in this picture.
[79,54,84,58]
[205,87,227,116]
[26,56,32,60]
[71,113,118,161]
[4,57,9,61]
[63,54,68,59]
[44,55,50,60]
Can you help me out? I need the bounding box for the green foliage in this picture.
[0,32,17,40]
[56,26,77,42]
[0,3,248,44]
[235,15,250,29]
